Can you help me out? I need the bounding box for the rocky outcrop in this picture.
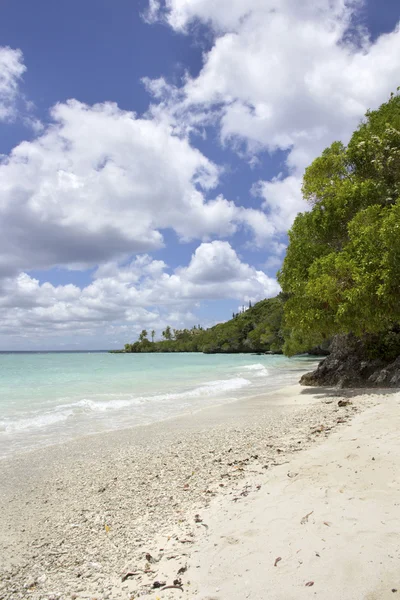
[300,333,400,388]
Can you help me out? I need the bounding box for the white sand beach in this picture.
[1,384,399,599]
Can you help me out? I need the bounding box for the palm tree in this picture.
[151,330,155,343]
[139,329,148,342]
[162,326,172,340]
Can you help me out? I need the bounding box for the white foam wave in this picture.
[0,377,251,434]
[0,409,73,434]
[68,377,251,412]
[242,364,270,377]
[76,397,145,412]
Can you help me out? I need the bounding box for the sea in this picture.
[0,351,317,459]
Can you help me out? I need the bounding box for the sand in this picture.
[1,384,399,599]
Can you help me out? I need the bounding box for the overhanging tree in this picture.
[279,91,400,355]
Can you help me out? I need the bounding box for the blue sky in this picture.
[0,0,399,349]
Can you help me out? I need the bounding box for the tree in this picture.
[117,296,286,354]
[139,329,148,342]
[279,92,400,355]
[151,330,155,343]
[162,326,172,340]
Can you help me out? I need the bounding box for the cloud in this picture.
[252,175,307,233]
[148,0,400,232]
[0,46,26,122]
[0,99,277,279]
[0,242,279,342]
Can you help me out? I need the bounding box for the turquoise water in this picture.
[0,352,317,458]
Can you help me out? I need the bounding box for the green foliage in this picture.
[279,92,400,355]
[362,330,400,362]
[162,326,172,341]
[139,329,148,342]
[119,295,286,354]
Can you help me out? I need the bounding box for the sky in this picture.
[0,0,399,350]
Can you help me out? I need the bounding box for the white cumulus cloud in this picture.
[0,242,279,345]
[0,46,26,122]
[0,99,274,279]
[149,0,400,233]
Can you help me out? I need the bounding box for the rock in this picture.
[300,333,400,388]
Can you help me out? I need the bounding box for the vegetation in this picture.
[279,92,400,356]
[117,295,286,354]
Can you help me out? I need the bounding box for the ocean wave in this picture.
[242,364,270,377]
[67,377,252,412]
[0,409,73,434]
[0,377,251,434]
[74,397,145,412]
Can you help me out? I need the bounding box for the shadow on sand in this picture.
[299,385,400,400]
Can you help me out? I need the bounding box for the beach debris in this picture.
[311,425,325,434]
[274,557,282,567]
[194,515,209,528]
[323,521,331,527]
[173,578,183,586]
[177,566,187,575]
[392,589,397,593]
[104,524,110,532]
[161,584,184,592]
[121,572,140,582]
[305,581,314,587]
[240,485,251,497]
[338,400,351,407]
[152,581,166,588]
[145,553,162,564]
[301,511,313,524]
[287,471,298,478]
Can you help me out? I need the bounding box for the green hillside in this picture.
[118,294,286,354]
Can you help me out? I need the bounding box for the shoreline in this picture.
[0,354,320,462]
[1,384,395,599]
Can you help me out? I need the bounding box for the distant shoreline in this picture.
[0,349,112,354]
